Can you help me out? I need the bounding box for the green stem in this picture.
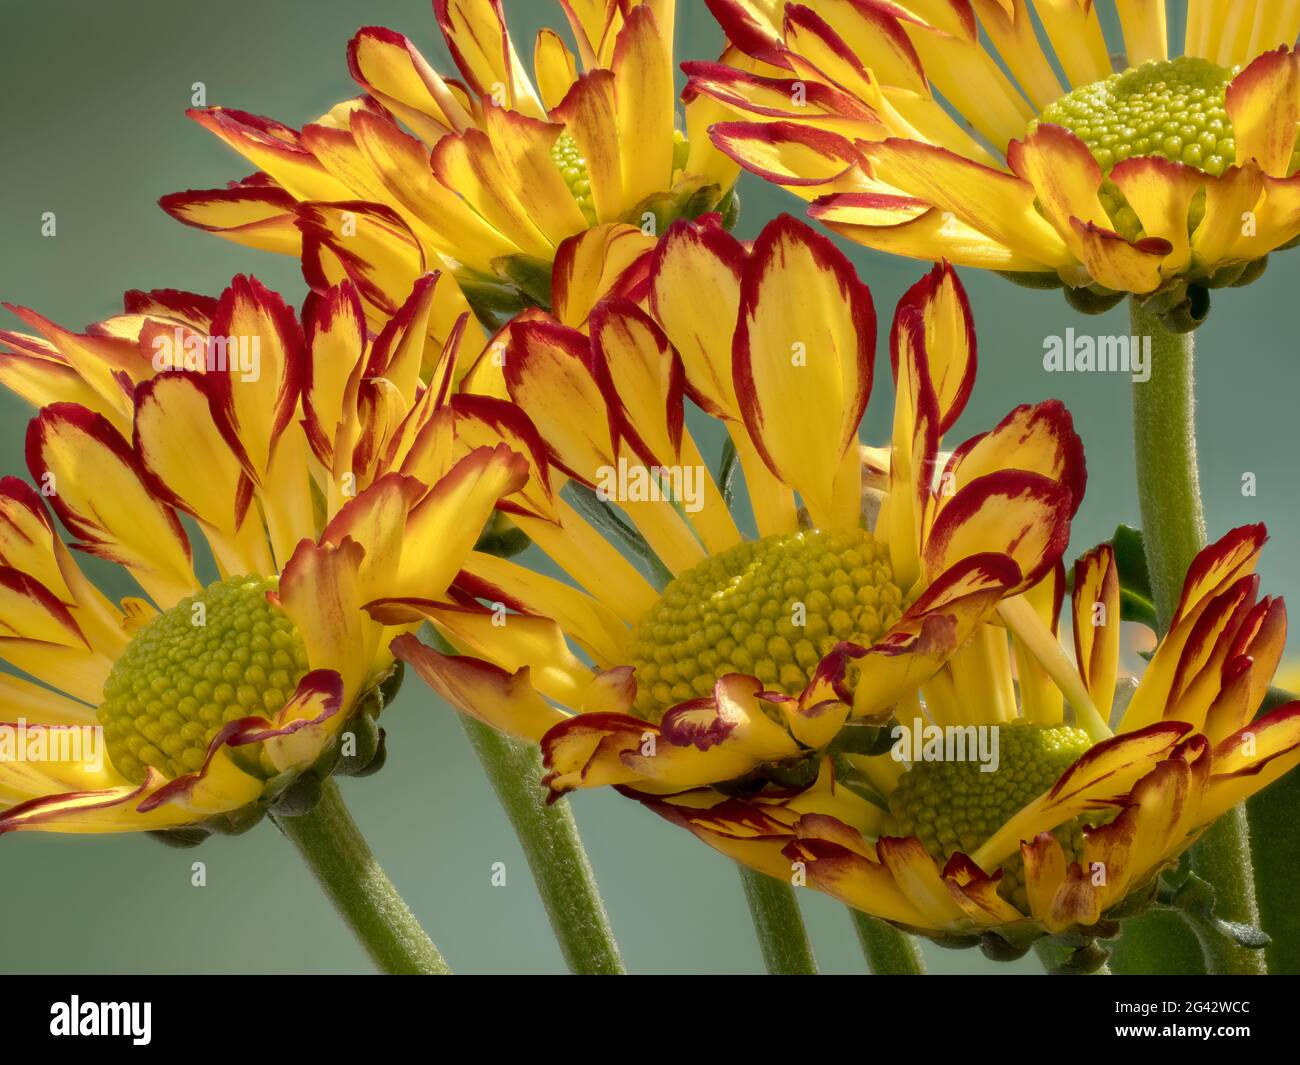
[1187,809,1266,974]
[737,866,818,974]
[460,717,625,974]
[1248,686,1300,973]
[850,911,926,974]
[1128,296,1264,975]
[274,779,450,974]
[1129,296,1206,631]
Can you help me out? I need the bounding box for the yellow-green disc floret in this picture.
[551,129,693,227]
[98,575,310,784]
[551,132,598,226]
[628,528,904,721]
[888,723,1097,910]
[1036,57,1238,175]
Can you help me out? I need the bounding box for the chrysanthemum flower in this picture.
[0,276,524,834]
[389,211,1090,903]
[162,0,740,353]
[692,0,1300,319]
[593,525,1298,961]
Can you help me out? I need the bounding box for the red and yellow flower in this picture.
[603,526,1296,954]
[162,0,740,360]
[388,211,1094,922]
[691,0,1300,317]
[0,277,524,834]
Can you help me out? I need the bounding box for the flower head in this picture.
[391,211,1089,911]
[693,0,1300,322]
[610,525,1298,960]
[162,0,740,349]
[0,277,524,835]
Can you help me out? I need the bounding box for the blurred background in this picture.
[0,0,1294,974]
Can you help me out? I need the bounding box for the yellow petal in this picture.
[28,404,196,608]
[393,635,567,742]
[1226,46,1300,178]
[158,184,301,256]
[734,215,875,529]
[611,4,675,210]
[535,28,578,111]
[862,139,1073,267]
[1072,544,1121,720]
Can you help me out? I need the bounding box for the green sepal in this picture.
[1041,937,1112,974]
[1063,283,1125,314]
[828,755,890,811]
[491,253,553,310]
[378,660,405,709]
[147,666,403,846]
[996,269,1064,290]
[978,930,1032,961]
[475,510,531,558]
[269,772,324,817]
[348,728,389,778]
[457,270,531,330]
[1202,261,1245,288]
[147,826,213,849]
[718,185,741,231]
[623,176,722,237]
[1158,282,1210,332]
[827,721,886,756]
[333,693,382,777]
[763,754,821,789]
[1229,254,1268,287]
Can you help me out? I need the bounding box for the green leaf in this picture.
[1214,920,1270,950]
[718,436,739,510]
[1110,524,1158,630]
[1249,762,1300,972]
[1158,869,1270,952]
[562,482,674,591]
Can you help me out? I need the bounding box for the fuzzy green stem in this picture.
[1187,809,1266,974]
[737,867,818,974]
[1128,296,1264,975]
[850,911,926,974]
[460,717,625,974]
[274,779,450,975]
[1129,297,1206,631]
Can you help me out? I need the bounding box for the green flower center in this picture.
[551,129,692,228]
[550,132,598,226]
[887,723,1095,909]
[98,575,310,784]
[628,528,904,721]
[1036,57,1237,175]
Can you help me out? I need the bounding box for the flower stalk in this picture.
[274,779,450,975]
[738,867,818,974]
[850,911,926,975]
[1128,295,1264,976]
[460,717,625,974]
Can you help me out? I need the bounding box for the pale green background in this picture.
[0,0,1295,974]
